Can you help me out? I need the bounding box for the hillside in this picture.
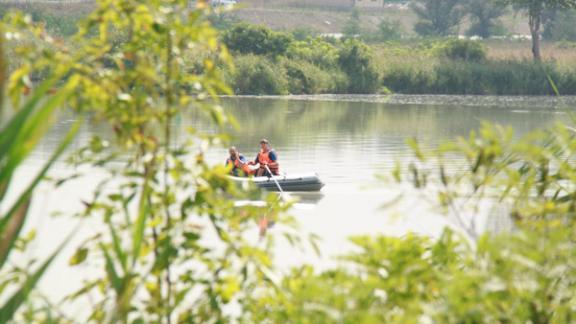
[227,1,529,35]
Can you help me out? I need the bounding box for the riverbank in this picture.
[219,25,576,96]
[226,94,576,109]
[374,40,576,95]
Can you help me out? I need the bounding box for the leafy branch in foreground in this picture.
[5,0,307,321]
[0,28,80,322]
[243,121,576,323]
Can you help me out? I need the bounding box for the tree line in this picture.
[347,0,576,61]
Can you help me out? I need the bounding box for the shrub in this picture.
[382,59,575,95]
[222,23,293,57]
[280,58,347,94]
[337,40,380,94]
[286,38,340,68]
[230,55,288,95]
[376,19,403,41]
[382,67,436,94]
[559,70,576,94]
[440,39,487,62]
[291,27,319,41]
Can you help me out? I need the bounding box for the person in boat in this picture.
[254,139,280,177]
[226,146,253,177]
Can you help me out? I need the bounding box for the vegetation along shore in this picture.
[2,1,576,96]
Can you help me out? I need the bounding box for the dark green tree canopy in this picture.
[223,23,293,56]
[466,0,507,38]
[410,0,466,36]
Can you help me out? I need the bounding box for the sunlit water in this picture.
[12,95,576,316]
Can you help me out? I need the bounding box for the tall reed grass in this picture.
[383,59,576,95]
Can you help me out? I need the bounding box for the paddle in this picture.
[264,164,285,195]
[259,164,288,239]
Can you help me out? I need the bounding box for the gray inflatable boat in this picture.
[230,172,325,192]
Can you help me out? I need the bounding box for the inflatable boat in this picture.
[229,172,324,192]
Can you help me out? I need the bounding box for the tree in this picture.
[500,0,576,60]
[410,0,466,36]
[337,40,380,93]
[223,23,293,56]
[543,8,576,41]
[466,0,507,38]
[376,18,404,41]
[343,8,361,37]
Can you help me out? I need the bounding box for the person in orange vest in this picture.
[226,146,253,176]
[254,139,280,177]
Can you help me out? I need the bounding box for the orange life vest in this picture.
[228,157,253,176]
[258,150,279,175]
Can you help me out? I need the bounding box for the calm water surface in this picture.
[17,95,576,312]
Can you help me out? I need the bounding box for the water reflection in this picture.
[22,96,576,303]
[189,97,567,185]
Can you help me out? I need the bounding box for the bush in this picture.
[229,55,288,95]
[559,70,576,94]
[439,39,487,62]
[382,68,435,94]
[281,58,347,94]
[382,59,576,95]
[291,27,319,41]
[223,24,293,57]
[286,38,340,68]
[337,40,380,94]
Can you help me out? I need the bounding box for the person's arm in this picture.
[237,155,247,165]
[268,151,279,169]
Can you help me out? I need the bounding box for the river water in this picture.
[12,95,576,314]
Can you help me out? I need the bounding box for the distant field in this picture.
[3,0,572,70]
[0,1,533,36]
[231,6,418,33]
[231,2,531,35]
[372,40,576,76]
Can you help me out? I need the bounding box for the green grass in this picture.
[373,40,576,95]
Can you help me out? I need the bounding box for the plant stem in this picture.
[163,25,174,324]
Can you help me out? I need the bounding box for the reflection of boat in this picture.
[288,192,325,204]
[229,173,325,192]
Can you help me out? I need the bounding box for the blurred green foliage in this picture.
[0,25,80,322]
[4,1,576,322]
[243,121,576,323]
[2,0,306,322]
